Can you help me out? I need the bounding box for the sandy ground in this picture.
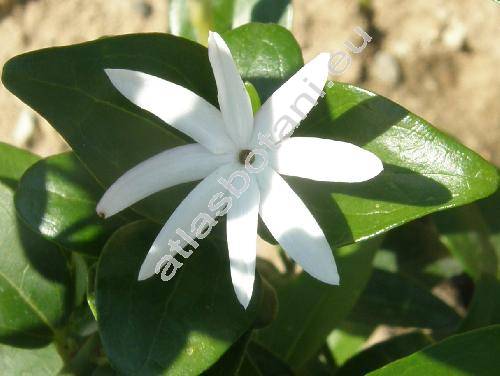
[0,0,499,165]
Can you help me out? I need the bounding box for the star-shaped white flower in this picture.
[97,31,383,308]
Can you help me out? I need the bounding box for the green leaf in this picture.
[256,238,380,369]
[434,184,500,332]
[434,205,497,280]
[0,149,72,347]
[169,0,293,45]
[336,332,434,376]
[0,142,39,188]
[349,269,460,333]
[368,325,500,376]
[2,26,301,226]
[15,152,128,255]
[2,33,212,224]
[0,183,72,346]
[327,321,374,366]
[224,23,303,102]
[374,219,461,288]
[292,82,499,247]
[96,220,258,375]
[242,340,293,375]
[0,342,63,375]
[460,274,500,332]
[203,331,251,375]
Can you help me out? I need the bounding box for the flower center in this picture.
[239,149,255,165]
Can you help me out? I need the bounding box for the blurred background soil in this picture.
[0,0,499,165]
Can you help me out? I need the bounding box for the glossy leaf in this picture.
[0,342,63,375]
[3,33,209,224]
[349,269,460,333]
[368,325,500,376]
[256,238,380,369]
[292,82,499,248]
[15,152,128,255]
[336,332,434,376]
[0,145,72,347]
[96,220,259,375]
[224,23,302,102]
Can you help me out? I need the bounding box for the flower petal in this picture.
[227,177,260,308]
[96,144,233,218]
[105,68,235,154]
[138,163,238,280]
[208,31,253,147]
[271,137,383,182]
[251,53,331,145]
[257,167,339,284]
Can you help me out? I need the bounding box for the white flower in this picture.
[97,31,383,308]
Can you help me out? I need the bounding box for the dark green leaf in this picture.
[256,238,380,369]
[0,150,72,346]
[460,274,500,332]
[374,219,461,288]
[336,332,434,376]
[293,83,499,247]
[203,331,251,375]
[368,325,500,376]
[2,26,301,226]
[224,23,302,102]
[2,33,212,224]
[434,205,497,280]
[15,152,128,255]
[242,341,293,375]
[96,220,258,375]
[0,183,72,346]
[350,269,460,333]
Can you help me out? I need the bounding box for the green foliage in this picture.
[0,17,499,376]
[336,331,434,376]
[257,238,381,369]
[368,325,500,376]
[15,152,128,255]
[96,220,260,375]
[0,144,72,348]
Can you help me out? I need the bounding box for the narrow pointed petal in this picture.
[257,168,339,284]
[138,163,238,280]
[271,137,383,182]
[105,68,235,154]
[251,53,331,145]
[96,144,233,218]
[208,31,253,147]
[227,178,259,308]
